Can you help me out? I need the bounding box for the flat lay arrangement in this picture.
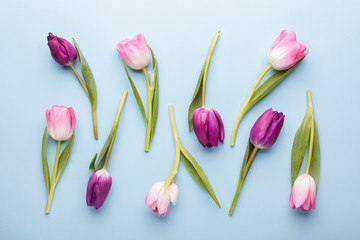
[40,29,321,217]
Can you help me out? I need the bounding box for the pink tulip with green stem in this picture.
[42,105,76,214]
[230,30,308,147]
[145,104,220,217]
[290,90,320,212]
[47,33,98,140]
[117,34,159,152]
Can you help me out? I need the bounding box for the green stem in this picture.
[69,64,90,99]
[92,106,98,140]
[102,90,128,169]
[229,147,259,215]
[45,140,61,214]
[201,31,220,107]
[305,90,314,174]
[143,68,152,152]
[169,104,180,143]
[230,65,272,146]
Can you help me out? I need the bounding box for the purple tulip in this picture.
[86,169,112,209]
[250,108,285,149]
[47,32,77,66]
[193,107,224,148]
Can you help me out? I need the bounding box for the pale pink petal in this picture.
[156,188,171,216]
[169,183,179,205]
[145,181,164,208]
[292,174,311,208]
[270,30,288,51]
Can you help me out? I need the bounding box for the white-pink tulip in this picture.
[289,174,316,212]
[116,33,151,70]
[145,181,179,217]
[46,105,76,141]
[268,30,309,71]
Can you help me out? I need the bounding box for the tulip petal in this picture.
[193,108,209,147]
[249,108,274,147]
[207,110,220,147]
[86,172,98,206]
[169,184,179,205]
[156,189,171,216]
[213,109,225,144]
[261,112,285,149]
[270,30,288,51]
[145,181,164,208]
[292,174,311,208]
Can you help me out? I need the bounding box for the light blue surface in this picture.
[0,0,359,239]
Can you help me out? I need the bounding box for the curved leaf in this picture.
[188,64,205,131]
[149,49,159,144]
[178,143,220,208]
[246,59,304,112]
[55,132,75,185]
[123,62,147,123]
[89,153,98,172]
[291,108,312,185]
[42,127,50,193]
[239,140,258,182]
[72,38,97,107]
[310,120,320,188]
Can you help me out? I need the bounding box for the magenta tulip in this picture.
[116,33,151,70]
[268,30,309,71]
[193,107,224,148]
[86,169,112,209]
[47,33,77,66]
[46,105,76,141]
[290,174,316,212]
[250,108,284,149]
[145,181,179,217]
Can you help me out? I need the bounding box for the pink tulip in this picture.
[289,174,316,212]
[46,105,76,141]
[268,30,309,71]
[145,181,179,217]
[116,33,151,70]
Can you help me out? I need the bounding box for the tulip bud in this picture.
[46,105,76,141]
[86,169,112,209]
[268,30,309,71]
[145,181,178,217]
[47,33,77,66]
[116,33,151,70]
[250,108,284,149]
[192,107,224,148]
[289,174,316,212]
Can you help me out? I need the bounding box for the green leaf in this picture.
[55,132,75,185]
[42,127,50,193]
[123,62,147,123]
[178,143,221,208]
[188,63,206,131]
[246,59,304,112]
[310,120,320,188]
[239,140,258,182]
[95,127,116,171]
[89,153,98,172]
[149,57,159,144]
[72,38,97,107]
[291,107,312,186]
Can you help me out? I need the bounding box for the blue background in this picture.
[0,0,359,239]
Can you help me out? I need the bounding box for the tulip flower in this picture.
[229,108,285,215]
[47,33,77,66]
[86,91,128,210]
[231,30,308,147]
[47,33,98,140]
[268,30,309,71]
[249,108,285,149]
[193,107,224,148]
[188,32,225,148]
[145,181,179,217]
[43,105,76,213]
[290,90,320,213]
[117,34,159,152]
[116,33,151,70]
[46,105,76,141]
[86,169,112,209]
[290,174,316,212]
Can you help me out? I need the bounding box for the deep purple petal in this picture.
[93,174,112,209]
[193,108,209,147]
[206,110,220,148]
[212,109,225,144]
[249,108,274,147]
[261,113,285,149]
[86,172,98,206]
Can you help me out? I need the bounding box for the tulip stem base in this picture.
[143,69,152,152]
[45,141,61,214]
[230,65,272,147]
[229,147,259,215]
[305,90,315,174]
